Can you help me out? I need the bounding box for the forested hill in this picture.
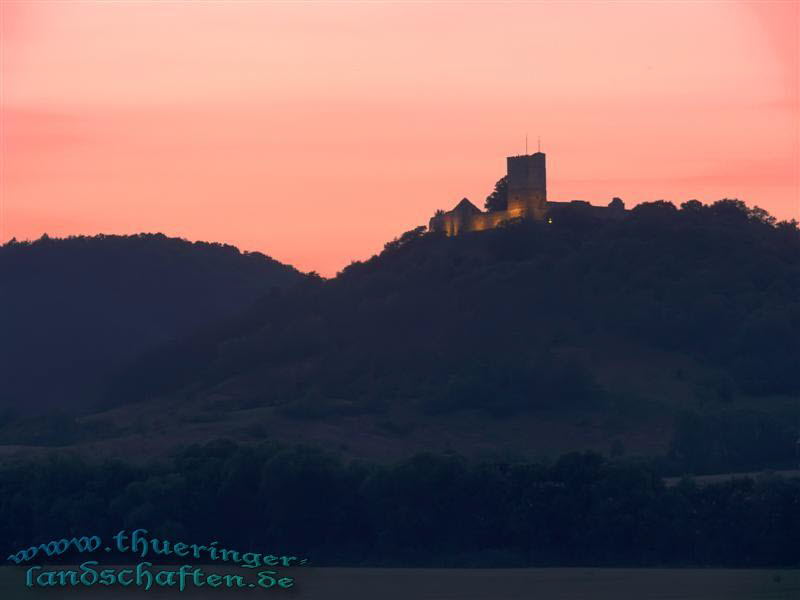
[0,233,304,413]
[103,200,800,470]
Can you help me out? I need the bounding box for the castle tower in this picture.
[506,152,547,220]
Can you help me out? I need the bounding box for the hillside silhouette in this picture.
[99,199,800,473]
[0,233,303,415]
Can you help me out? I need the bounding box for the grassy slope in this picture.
[2,327,793,465]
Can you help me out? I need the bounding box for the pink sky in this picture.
[2,1,798,275]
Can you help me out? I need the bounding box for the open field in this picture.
[664,469,800,487]
[1,567,799,599]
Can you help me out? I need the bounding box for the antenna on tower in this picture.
[525,133,528,155]
[538,136,541,152]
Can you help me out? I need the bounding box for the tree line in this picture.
[1,441,798,567]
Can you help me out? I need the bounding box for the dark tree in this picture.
[608,197,625,210]
[484,177,508,212]
[680,199,704,213]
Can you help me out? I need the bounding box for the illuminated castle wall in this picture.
[429,152,548,236]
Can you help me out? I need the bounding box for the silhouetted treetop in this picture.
[485,176,508,212]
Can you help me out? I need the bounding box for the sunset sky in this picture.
[2,1,798,275]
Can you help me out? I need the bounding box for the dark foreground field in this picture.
[1,567,799,599]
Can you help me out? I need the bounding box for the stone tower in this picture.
[506,152,547,221]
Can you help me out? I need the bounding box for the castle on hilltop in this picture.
[428,152,626,236]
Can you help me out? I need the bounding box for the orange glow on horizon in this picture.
[1,1,798,276]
